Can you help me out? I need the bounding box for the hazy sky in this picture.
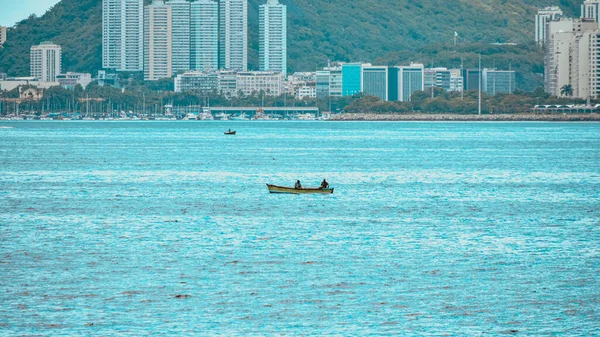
[0,0,61,26]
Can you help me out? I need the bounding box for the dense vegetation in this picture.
[343,89,592,114]
[0,0,583,91]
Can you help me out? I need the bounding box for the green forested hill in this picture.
[0,0,582,90]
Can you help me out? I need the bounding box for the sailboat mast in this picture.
[478,54,482,115]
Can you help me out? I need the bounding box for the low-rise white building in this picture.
[218,71,238,96]
[294,83,316,100]
[424,67,464,92]
[235,71,283,97]
[57,72,92,90]
[0,77,59,92]
[287,72,316,99]
[173,70,284,97]
[174,71,219,93]
[288,72,316,83]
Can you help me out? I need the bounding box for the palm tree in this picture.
[560,84,574,97]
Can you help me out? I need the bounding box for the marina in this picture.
[0,107,324,121]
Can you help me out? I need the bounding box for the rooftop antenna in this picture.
[431,56,434,98]
[460,56,464,101]
[509,60,513,93]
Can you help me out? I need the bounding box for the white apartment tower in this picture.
[259,0,287,76]
[582,0,600,22]
[168,0,191,74]
[144,0,173,81]
[535,7,563,47]
[102,0,144,72]
[191,0,219,71]
[545,18,600,99]
[30,42,61,82]
[219,0,248,71]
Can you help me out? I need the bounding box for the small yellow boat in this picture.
[266,184,334,194]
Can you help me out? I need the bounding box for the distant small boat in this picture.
[266,184,334,194]
[224,130,236,135]
[214,112,229,120]
[252,108,271,120]
[231,112,249,121]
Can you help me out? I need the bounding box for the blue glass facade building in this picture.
[342,64,362,97]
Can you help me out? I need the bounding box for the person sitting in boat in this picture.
[294,180,302,189]
[320,179,329,189]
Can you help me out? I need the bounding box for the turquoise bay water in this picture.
[0,121,599,335]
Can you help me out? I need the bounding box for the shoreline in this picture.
[328,113,600,122]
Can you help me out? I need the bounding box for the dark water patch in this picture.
[174,294,191,299]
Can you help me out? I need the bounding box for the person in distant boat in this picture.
[320,179,329,189]
[294,180,302,189]
[228,129,231,133]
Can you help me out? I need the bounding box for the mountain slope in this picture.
[0,0,101,76]
[0,0,581,90]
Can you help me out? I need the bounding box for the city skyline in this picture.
[0,0,555,91]
[0,0,594,101]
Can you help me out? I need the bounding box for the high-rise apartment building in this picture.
[535,7,563,47]
[0,26,7,47]
[219,0,248,71]
[545,18,600,99]
[102,0,144,72]
[30,42,61,82]
[191,0,219,71]
[168,0,191,74]
[259,0,287,76]
[582,0,600,22]
[144,0,173,81]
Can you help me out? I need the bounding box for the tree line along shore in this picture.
[329,113,600,122]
